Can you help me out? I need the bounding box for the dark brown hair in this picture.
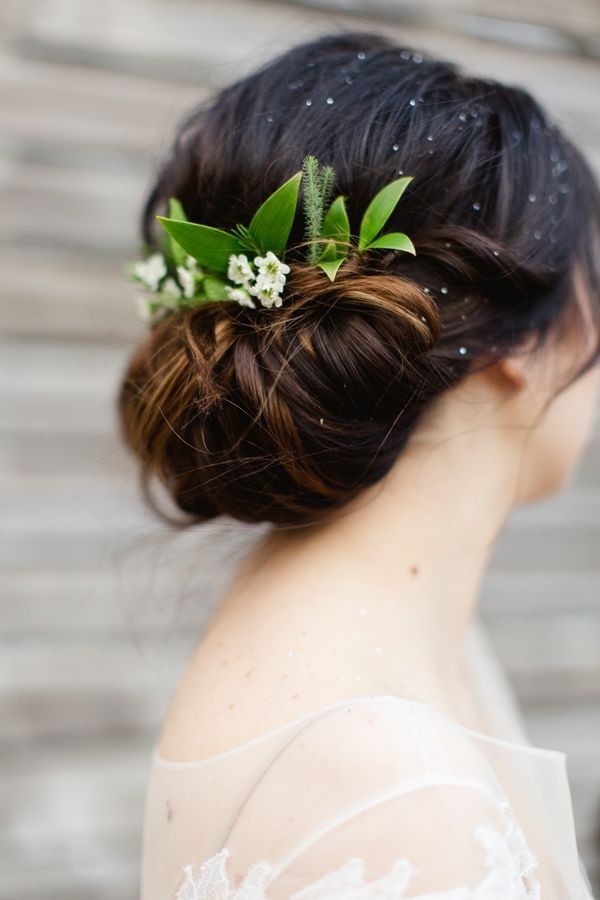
[117,30,600,528]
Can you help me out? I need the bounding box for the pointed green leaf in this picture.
[168,197,188,222]
[321,196,350,248]
[317,256,348,281]
[248,170,302,256]
[364,232,416,255]
[166,197,189,265]
[156,217,246,273]
[358,176,412,252]
[316,238,338,262]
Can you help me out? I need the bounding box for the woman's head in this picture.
[118,30,600,528]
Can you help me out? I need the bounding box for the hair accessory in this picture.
[127,155,415,323]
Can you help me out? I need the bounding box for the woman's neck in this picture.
[218,383,525,723]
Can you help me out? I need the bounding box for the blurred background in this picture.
[1,1,599,897]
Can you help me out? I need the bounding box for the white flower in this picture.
[161,277,182,298]
[133,253,167,291]
[176,265,196,299]
[224,284,256,308]
[254,250,290,285]
[135,295,155,322]
[248,274,284,308]
[227,253,255,286]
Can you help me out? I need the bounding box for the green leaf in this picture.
[321,196,350,251]
[317,256,348,281]
[166,197,189,265]
[358,176,412,252]
[248,170,302,257]
[202,275,229,301]
[156,217,246,273]
[230,223,262,255]
[364,232,416,255]
[168,197,188,222]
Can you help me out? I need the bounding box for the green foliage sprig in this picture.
[126,154,416,322]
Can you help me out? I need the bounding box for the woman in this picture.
[118,30,599,899]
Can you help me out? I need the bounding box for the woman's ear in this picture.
[489,355,529,392]
[482,331,545,396]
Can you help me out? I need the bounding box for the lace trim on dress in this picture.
[174,803,540,900]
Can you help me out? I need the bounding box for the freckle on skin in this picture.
[228,703,235,710]
[410,564,419,576]
[292,693,299,699]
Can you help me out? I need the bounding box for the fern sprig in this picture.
[319,165,335,216]
[301,155,338,264]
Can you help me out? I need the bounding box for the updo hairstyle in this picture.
[118,31,600,527]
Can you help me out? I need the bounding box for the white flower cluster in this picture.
[132,252,200,322]
[130,249,291,323]
[225,251,290,309]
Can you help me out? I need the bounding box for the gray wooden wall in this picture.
[1,1,599,897]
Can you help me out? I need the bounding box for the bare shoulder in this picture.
[154,592,376,763]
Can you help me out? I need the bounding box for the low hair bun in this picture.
[118,30,600,529]
[117,260,443,527]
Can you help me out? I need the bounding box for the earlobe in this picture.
[494,356,529,391]
[483,355,529,394]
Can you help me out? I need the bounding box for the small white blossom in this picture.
[161,277,182,298]
[133,253,167,291]
[227,253,255,286]
[176,265,196,298]
[224,284,256,308]
[254,250,290,285]
[248,274,284,308]
[135,295,154,322]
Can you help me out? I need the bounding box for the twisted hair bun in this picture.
[118,260,441,526]
[117,31,600,528]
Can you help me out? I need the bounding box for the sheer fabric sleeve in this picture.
[257,697,540,899]
[172,696,541,899]
[264,777,538,898]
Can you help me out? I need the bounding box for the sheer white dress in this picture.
[140,620,595,899]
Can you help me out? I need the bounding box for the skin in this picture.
[157,274,600,761]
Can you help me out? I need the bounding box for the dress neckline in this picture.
[152,692,567,768]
